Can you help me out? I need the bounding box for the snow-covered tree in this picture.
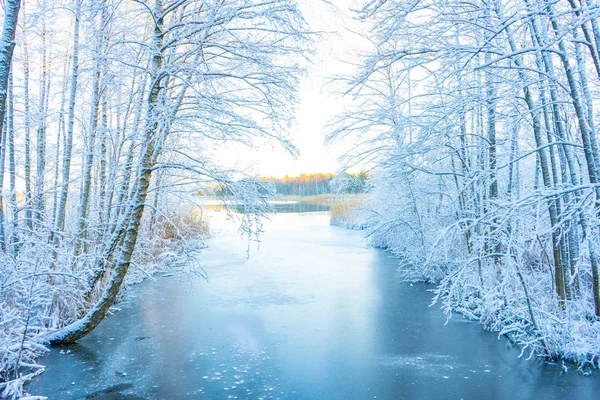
[0,0,311,394]
[330,0,600,367]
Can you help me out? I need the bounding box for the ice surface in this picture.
[29,212,600,399]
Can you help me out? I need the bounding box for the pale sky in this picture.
[232,0,371,177]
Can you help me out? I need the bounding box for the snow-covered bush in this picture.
[329,195,368,229]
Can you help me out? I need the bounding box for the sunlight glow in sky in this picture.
[231,0,371,177]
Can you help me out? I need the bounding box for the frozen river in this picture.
[30,211,599,399]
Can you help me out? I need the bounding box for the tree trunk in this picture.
[34,25,50,225]
[543,0,600,313]
[7,73,18,255]
[0,0,21,164]
[74,48,101,257]
[47,0,166,344]
[0,114,7,252]
[54,0,81,239]
[0,0,22,244]
[506,2,568,304]
[22,5,33,230]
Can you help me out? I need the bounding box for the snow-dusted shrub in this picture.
[365,171,461,283]
[139,207,210,259]
[329,195,368,229]
[0,242,58,399]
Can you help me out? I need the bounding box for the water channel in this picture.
[30,210,600,399]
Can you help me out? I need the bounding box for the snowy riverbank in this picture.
[338,187,600,372]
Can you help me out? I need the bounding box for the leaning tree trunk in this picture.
[46,1,167,344]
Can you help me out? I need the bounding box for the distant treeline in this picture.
[259,172,368,196]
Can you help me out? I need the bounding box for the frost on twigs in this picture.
[0,245,51,398]
[220,179,276,255]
